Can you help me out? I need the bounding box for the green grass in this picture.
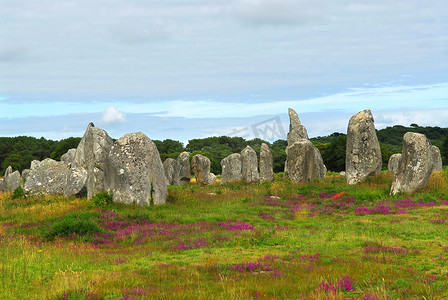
[0,170,447,299]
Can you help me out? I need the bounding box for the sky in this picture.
[1,0,447,144]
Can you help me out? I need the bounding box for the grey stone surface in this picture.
[177,152,191,185]
[432,145,443,172]
[391,132,435,195]
[284,108,326,182]
[105,132,167,206]
[259,143,273,182]
[286,108,309,146]
[61,148,77,164]
[241,146,259,182]
[21,169,30,186]
[0,178,3,192]
[191,154,214,185]
[30,160,41,170]
[220,153,242,184]
[64,163,88,197]
[23,159,68,194]
[4,166,21,192]
[285,140,326,182]
[74,122,113,199]
[387,154,402,174]
[163,158,179,185]
[345,109,382,185]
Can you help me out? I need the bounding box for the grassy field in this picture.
[1,170,448,299]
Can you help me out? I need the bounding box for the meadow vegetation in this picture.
[1,169,448,299]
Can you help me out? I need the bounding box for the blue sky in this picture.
[1,0,447,143]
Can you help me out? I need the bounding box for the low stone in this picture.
[259,143,273,182]
[391,132,434,195]
[339,171,346,177]
[0,178,3,192]
[432,146,443,172]
[61,148,77,164]
[4,166,21,192]
[23,159,68,194]
[241,146,259,182]
[345,109,382,185]
[285,140,326,182]
[220,153,242,184]
[104,132,167,206]
[177,152,191,185]
[387,154,402,174]
[21,169,30,186]
[191,154,214,185]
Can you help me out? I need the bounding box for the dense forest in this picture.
[1,124,447,176]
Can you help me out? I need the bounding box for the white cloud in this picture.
[101,106,126,124]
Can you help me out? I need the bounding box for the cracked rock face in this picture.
[23,159,68,194]
[163,158,180,185]
[75,122,114,199]
[177,152,191,185]
[241,146,259,183]
[345,109,382,185]
[191,154,214,185]
[391,132,435,195]
[3,166,21,192]
[104,132,167,206]
[220,153,242,184]
[387,154,402,174]
[285,108,326,182]
[432,145,443,172]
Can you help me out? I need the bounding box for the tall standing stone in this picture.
[387,154,401,174]
[191,154,214,185]
[163,158,179,185]
[391,132,434,195]
[345,109,382,185]
[74,123,113,199]
[177,152,191,185]
[241,146,259,182]
[104,132,167,206]
[432,145,443,172]
[221,153,242,184]
[3,166,21,192]
[259,143,273,182]
[285,108,326,182]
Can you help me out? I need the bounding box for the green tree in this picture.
[50,137,82,161]
[1,153,22,175]
[442,134,448,166]
[319,136,347,172]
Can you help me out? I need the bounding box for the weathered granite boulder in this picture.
[24,159,68,194]
[163,158,179,185]
[177,152,191,185]
[30,160,41,170]
[64,163,88,197]
[387,154,402,174]
[209,173,217,184]
[74,123,114,199]
[432,146,443,172]
[0,178,4,192]
[191,154,214,185]
[345,109,382,185]
[391,132,434,195]
[286,140,326,182]
[4,166,21,192]
[221,153,242,184]
[260,143,273,182]
[241,146,259,182]
[284,108,326,182]
[61,148,77,164]
[287,108,309,146]
[104,132,167,206]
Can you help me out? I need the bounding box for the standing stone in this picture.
[104,132,168,206]
[23,159,68,194]
[21,169,30,186]
[221,153,242,184]
[387,154,402,174]
[241,146,259,182]
[4,166,21,192]
[74,123,113,199]
[260,143,274,182]
[61,148,77,164]
[177,152,191,185]
[391,132,434,195]
[163,158,179,185]
[286,140,326,182]
[285,108,326,182]
[0,178,4,192]
[191,154,214,185]
[432,146,443,172]
[345,109,382,185]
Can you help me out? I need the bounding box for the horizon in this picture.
[1,1,447,142]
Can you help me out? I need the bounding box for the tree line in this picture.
[1,124,447,176]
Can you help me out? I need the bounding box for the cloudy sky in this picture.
[1,0,447,143]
